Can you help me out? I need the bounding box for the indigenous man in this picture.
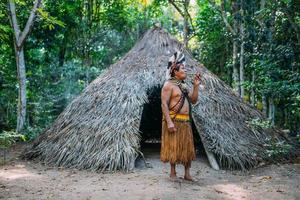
[160,51,201,181]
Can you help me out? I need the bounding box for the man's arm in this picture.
[161,82,176,133]
[188,73,201,104]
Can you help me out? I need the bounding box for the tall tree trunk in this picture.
[83,0,92,88]
[232,38,239,94]
[183,0,190,48]
[239,34,245,99]
[239,2,245,99]
[214,0,236,88]
[14,45,27,133]
[8,0,42,132]
[232,1,240,95]
[265,3,277,124]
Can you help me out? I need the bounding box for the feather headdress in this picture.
[165,51,186,80]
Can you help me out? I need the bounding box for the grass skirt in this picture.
[160,115,196,166]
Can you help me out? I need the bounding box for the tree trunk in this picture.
[8,0,41,132]
[260,0,265,10]
[232,39,239,95]
[262,95,267,117]
[239,3,245,99]
[15,46,27,133]
[183,14,188,48]
[183,0,190,48]
[169,0,190,48]
[250,71,256,106]
[268,98,275,125]
[219,50,225,76]
[216,0,240,92]
[284,108,288,128]
[58,45,66,67]
[232,1,239,95]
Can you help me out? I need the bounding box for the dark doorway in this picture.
[138,85,207,159]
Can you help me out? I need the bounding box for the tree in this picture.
[194,0,230,80]
[8,0,42,133]
[209,0,241,95]
[168,0,195,48]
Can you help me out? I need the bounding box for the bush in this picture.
[246,117,272,129]
[0,130,26,149]
[264,137,293,159]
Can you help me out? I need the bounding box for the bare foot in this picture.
[184,175,194,181]
[170,173,177,179]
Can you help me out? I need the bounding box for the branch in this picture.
[256,0,265,28]
[169,0,195,36]
[168,0,185,17]
[8,0,21,43]
[208,0,236,35]
[18,0,42,47]
[187,33,196,41]
[183,1,196,34]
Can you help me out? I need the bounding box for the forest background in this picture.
[0,0,299,146]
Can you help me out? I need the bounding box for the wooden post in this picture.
[193,119,220,170]
[197,133,220,170]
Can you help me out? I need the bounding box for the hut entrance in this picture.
[138,85,207,162]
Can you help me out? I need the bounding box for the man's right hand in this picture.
[167,122,177,133]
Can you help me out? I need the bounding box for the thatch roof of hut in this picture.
[23,27,293,172]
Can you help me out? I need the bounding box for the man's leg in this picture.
[184,161,193,181]
[170,163,177,178]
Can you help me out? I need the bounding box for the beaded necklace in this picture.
[169,77,189,95]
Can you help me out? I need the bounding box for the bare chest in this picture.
[169,85,189,114]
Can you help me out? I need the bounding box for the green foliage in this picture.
[1,0,170,139]
[264,137,293,158]
[37,8,65,30]
[22,125,43,141]
[246,117,273,129]
[0,130,26,149]
[195,0,300,132]
[0,2,11,41]
[194,0,230,81]
[0,0,299,141]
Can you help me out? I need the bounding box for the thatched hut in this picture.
[23,27,292,172]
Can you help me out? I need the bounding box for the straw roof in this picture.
[23,27,292,172]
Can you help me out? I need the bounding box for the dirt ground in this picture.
[0,143,299,200]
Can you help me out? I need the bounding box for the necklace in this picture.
[169,77,189,94]
[169,77,182,86]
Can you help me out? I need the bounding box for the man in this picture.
[160,51,201,181]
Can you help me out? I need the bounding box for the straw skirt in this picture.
[160,115,196,166]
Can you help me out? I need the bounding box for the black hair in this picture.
[170,63,183,77]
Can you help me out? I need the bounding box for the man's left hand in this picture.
[193,73,201,87]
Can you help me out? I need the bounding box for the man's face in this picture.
[174,64,187,80]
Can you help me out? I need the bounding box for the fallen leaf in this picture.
[276,189,284,193]
[215,189,223,194]
[260,176,272,180]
